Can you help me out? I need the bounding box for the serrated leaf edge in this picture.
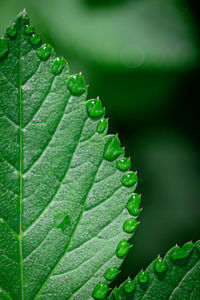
[1,10,142,300]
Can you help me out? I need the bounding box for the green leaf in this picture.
[26,0,199,70]
[0,11,139,299]
[109,241,200,300]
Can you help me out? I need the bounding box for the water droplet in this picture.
[25,25,35,35]
[92,281,108,299]
[123,218,139,233]
[54,212,70,231]
[116,239,131,258]
[195,240,200,253]
[104,267,119,281]
[6,24,17,38]
[138,270,149,283]
[170,242,194,260]
[153,257,168,273]
[37,44,52,61]
[86,99,105,119]
[116,157,131,171]
[30,34,41,45]
[67,73,87,96]
[126,193,141,217]
[96,118,108,134]
[123,278,135,293]
[51,57,66,75]
[104,136,124,162]
[121,171,137,187]
[0,38,9,58]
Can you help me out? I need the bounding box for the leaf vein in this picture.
[0,285,13,300]
[53,210,126,276]
[33,135,104,299]
[23,114,88,235]
[70,254,116,298]
[0,70,18,90]
[0,112,19,127]
[168,260,200,300]
[85,184,120,212]
[23,95,71,175]
[0,214,19,239]
[22,72,56,129]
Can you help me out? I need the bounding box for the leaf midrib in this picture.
[18,16,24,300]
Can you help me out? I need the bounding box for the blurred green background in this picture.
[1,0,199,286]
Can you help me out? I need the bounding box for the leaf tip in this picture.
[17,8,29,19]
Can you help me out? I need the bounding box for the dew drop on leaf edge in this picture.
[123,218,139,233]
[116,239,131,258]
[104,135,124,162]
[6,24,17,38]
[104,267,119,281]
[123,278,135,293]
[116,157,131,171]
[67,73,87,96]
[37,43,52,60]
[138,270,149,283]
[92,281,108,299]
[96,118,108,133]
[86,99,105,119]
[30,34,41,45]
[121,171,137,187]
[51,57,66,75]
[153,257,168,273]
[126,193,141,216]
[170,242,194,260]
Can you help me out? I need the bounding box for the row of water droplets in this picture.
[1,20,142,300]
[110,241,200,299]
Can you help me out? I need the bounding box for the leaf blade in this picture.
[0,11,139,299]
[109,241,200,300]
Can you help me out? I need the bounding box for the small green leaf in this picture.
[109,241,200,299]
[0,11,139,299]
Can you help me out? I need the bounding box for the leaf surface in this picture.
[109,241,200,300]
[0,11,139,300]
